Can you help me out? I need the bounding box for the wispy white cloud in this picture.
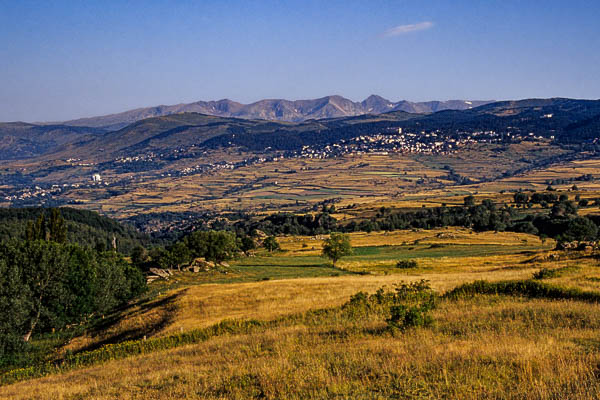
[382,21,434,37]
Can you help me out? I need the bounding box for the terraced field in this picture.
[37,140,588,218]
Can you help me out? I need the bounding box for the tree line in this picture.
[0,207,154,255]
[228,193,600,244]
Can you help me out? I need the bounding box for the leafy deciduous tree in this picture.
[322,233,352,266]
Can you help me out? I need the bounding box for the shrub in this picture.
[445,279,600,303]
[396,260,418,268]
[387,304,434,331]
[532,266,580,280]
[532,268,557,279]
[385,281,437,331]
[428,243,445,249]
[340,281,438,330]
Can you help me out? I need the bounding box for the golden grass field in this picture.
[3,228,600,399]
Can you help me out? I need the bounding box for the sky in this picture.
[1,0,599,122]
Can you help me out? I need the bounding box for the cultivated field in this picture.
[38,140,583,217]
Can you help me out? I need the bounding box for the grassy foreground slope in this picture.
[2,281,599,399]
[2,228,600,399]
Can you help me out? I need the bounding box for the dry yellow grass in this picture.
[63,266,541,355]
[165,268,543,335]
[3,290,599,399]
[63,228,576,354]
[3,227,600,398]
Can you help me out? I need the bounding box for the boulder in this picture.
[149,268,170,279]
[188,258,216,272]
[254,230,268,240]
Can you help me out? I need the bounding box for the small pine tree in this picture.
[49,209,67,244]
[33,214,47,241]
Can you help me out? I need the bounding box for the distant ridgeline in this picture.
[202,99,600,151]
[2,98,600,164]
[0,207,153,255]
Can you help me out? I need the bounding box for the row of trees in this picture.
[233,211,337,237]
[137,196,599,253]
[513,191,598,207]
[132,230,280,271]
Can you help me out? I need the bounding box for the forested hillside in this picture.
[0,208,147,369]
[0,208,153,254]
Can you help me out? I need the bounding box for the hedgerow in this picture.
[445,279,600,303]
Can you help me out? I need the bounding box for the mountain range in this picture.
[61,95,493,130]
[2,97,599,163]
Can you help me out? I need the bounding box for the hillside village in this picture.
[3,126,553,207]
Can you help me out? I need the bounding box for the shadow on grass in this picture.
[75,292,182,353]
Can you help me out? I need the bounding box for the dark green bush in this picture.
[386,281,437,330]
[387,304,434,331]
[396,260,418,269]
[445,279,600,303]
[340,280,438,331]
[533,266,579,280]
[532,268,558,279]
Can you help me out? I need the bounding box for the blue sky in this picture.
[1,0,599,122]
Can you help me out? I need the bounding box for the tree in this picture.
[169,242,191,270]
[562,217,598,242]
[26,214,46,241]
[263,236,280,252]
[322,233,352,266]
[131,245,149,268]
[0,256,30,363]
[149,247,170,268]
[513,192,529,205]
[551,200,578,218]
[0,239,147,350]
[482,199,496,210]
[48,209,67,243]
[184,231,239,263]
[19,241,71,341]
[464,195,476,207]
[240,235,256,255]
